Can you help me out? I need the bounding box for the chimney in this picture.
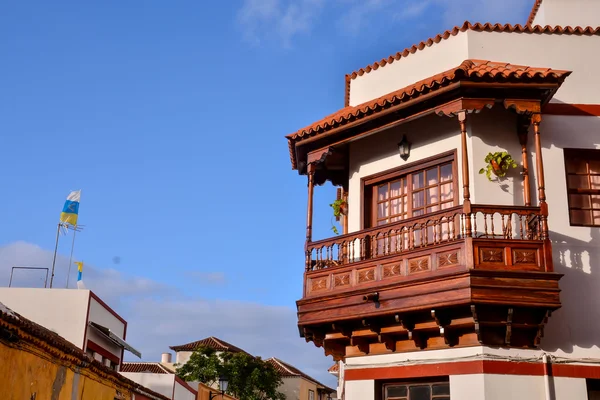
[161,352,172,363]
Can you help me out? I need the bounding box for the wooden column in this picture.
[305,163,316,270]
[458,111,472,237]
[532,113,549,240]
[518,116,532,206]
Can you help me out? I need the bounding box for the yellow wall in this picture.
[196,382,238,400]
[0,336,132,400]
[299,378,318,400]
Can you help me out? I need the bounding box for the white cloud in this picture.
[0,241,336,387]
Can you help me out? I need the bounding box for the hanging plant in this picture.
[479,151,518,181]
[329,199,348,235]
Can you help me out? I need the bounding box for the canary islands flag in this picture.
[60,190,81,226]
[75,261,83,281]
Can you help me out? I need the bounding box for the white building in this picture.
[120,359,197,400]
[285,0,600,399]
[0,288,140,370]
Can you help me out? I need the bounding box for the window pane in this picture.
[590,160,600,174]
[413,172,424,189]
[592,195,600,209]
[391,198,400,215]
[426,187,438,205]
[386,385,408,397]
[570,194,591,208]
[571,209,591,225]
[378,185,388,201]
[426,167,439,186]
[413,191,424,208]
[440,163,452,182]
[568,175,589,189]
[391,180,402,198]
[409,385,431,400]
[378,202,389,219]
[591,175,600,190]
[594,211,600,225]
[566,158,587,173]
[413,209,424,217]
[427,205,439,213]
[432,383,450,395]
[441,201,453,210]
[440,183,453,202]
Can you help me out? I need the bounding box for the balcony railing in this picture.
[306,204,545,272]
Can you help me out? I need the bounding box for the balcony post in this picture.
[532,114,549,238]
[518,116,532,207]
[305,163,316,270]
[458,111,472,237]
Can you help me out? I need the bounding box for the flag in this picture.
[60,190,81,226]
[75,261,83,281]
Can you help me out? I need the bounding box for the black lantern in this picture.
[398,135,411,161]
[209,375,229,399]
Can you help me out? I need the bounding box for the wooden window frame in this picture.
[360,150,459,230]
[563,148,600,227]
[308,389,315,400]
[381,380,450,400]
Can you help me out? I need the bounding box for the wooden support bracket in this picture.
[471,305,483,344]
[505,308,514,345]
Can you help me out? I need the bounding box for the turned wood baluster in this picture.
[458,111,472,237]
[533,114,549,240]
[518,116,532,207]
[305,163,316,270]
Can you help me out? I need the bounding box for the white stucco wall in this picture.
[531,0,600,28]
[278,378,300,400]
[174,379,197,400]
[0,288,89,348]
[86,294,127,361]
[175,351,192,365]
[345,380,374,400]
[120,373,175,398]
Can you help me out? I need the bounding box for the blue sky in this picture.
[0,0,532,385]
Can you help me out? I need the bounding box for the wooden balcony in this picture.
[298,204,561,360]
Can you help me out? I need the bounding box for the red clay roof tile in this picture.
[121,362,171,374]
[328,363,339,373]
[346,22,599,83]
[528,1,544,26]
[169,336,249,354]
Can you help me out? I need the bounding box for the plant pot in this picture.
[491,160,503,176]
[339,203,348,216]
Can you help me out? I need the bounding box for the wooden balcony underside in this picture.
[298,205,562,359]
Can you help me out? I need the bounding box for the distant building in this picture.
[266,357,336,400]
[0,287,140,371]
[120,361,197,400]
[0,301,166,400]
[169,336,250,365]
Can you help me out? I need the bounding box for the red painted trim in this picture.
[87,339,120,365]
[82,291,92,349]
[345,359,600,381]
[543,103,600,116]
[175,375,199,396]
[90,290,127,325]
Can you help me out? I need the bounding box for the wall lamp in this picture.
[209,376,229,400]
[398,135,411,161]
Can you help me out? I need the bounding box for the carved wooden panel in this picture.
[357,268,376,284]
[480,248,504,263]
[513,249,537,265]
[382,264,402,279]
[334,273,351,287]
[438,251,459,268]
[408,256,430,274]
[310,277,328,292]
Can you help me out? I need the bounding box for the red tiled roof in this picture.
[346,22,599,84]
[121,362,171,374]
[266,358,335,393]
[287,59,570,169]
[169,336,249,354]
[328,363,339,373]
[527,1,543,26]
[0,302,170,400]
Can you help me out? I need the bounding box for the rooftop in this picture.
[169,336,250,354]
[266,357,335,393]
[121,362,172,374]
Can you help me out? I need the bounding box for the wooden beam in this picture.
[532,113,549,240]
[434,98,495,117]
[305,163,315,271]
[505,308,514,345]
[517,115,532,207]
[471,305,482,344]
[503,99,542,114]
[458,111,472,237]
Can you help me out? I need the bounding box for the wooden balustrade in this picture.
[306,204,544,272]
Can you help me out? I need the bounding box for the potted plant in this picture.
[479,151,518,181]
[329,198,347,235]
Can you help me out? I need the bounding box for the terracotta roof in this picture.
[0,302,170,400]
[527,1,543,26]
[346,22,599,83]
[121,362,171,374]
[287,59,570,169]
[266,358,335,393]
[328,363,339,374]
[169,336,249,354]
